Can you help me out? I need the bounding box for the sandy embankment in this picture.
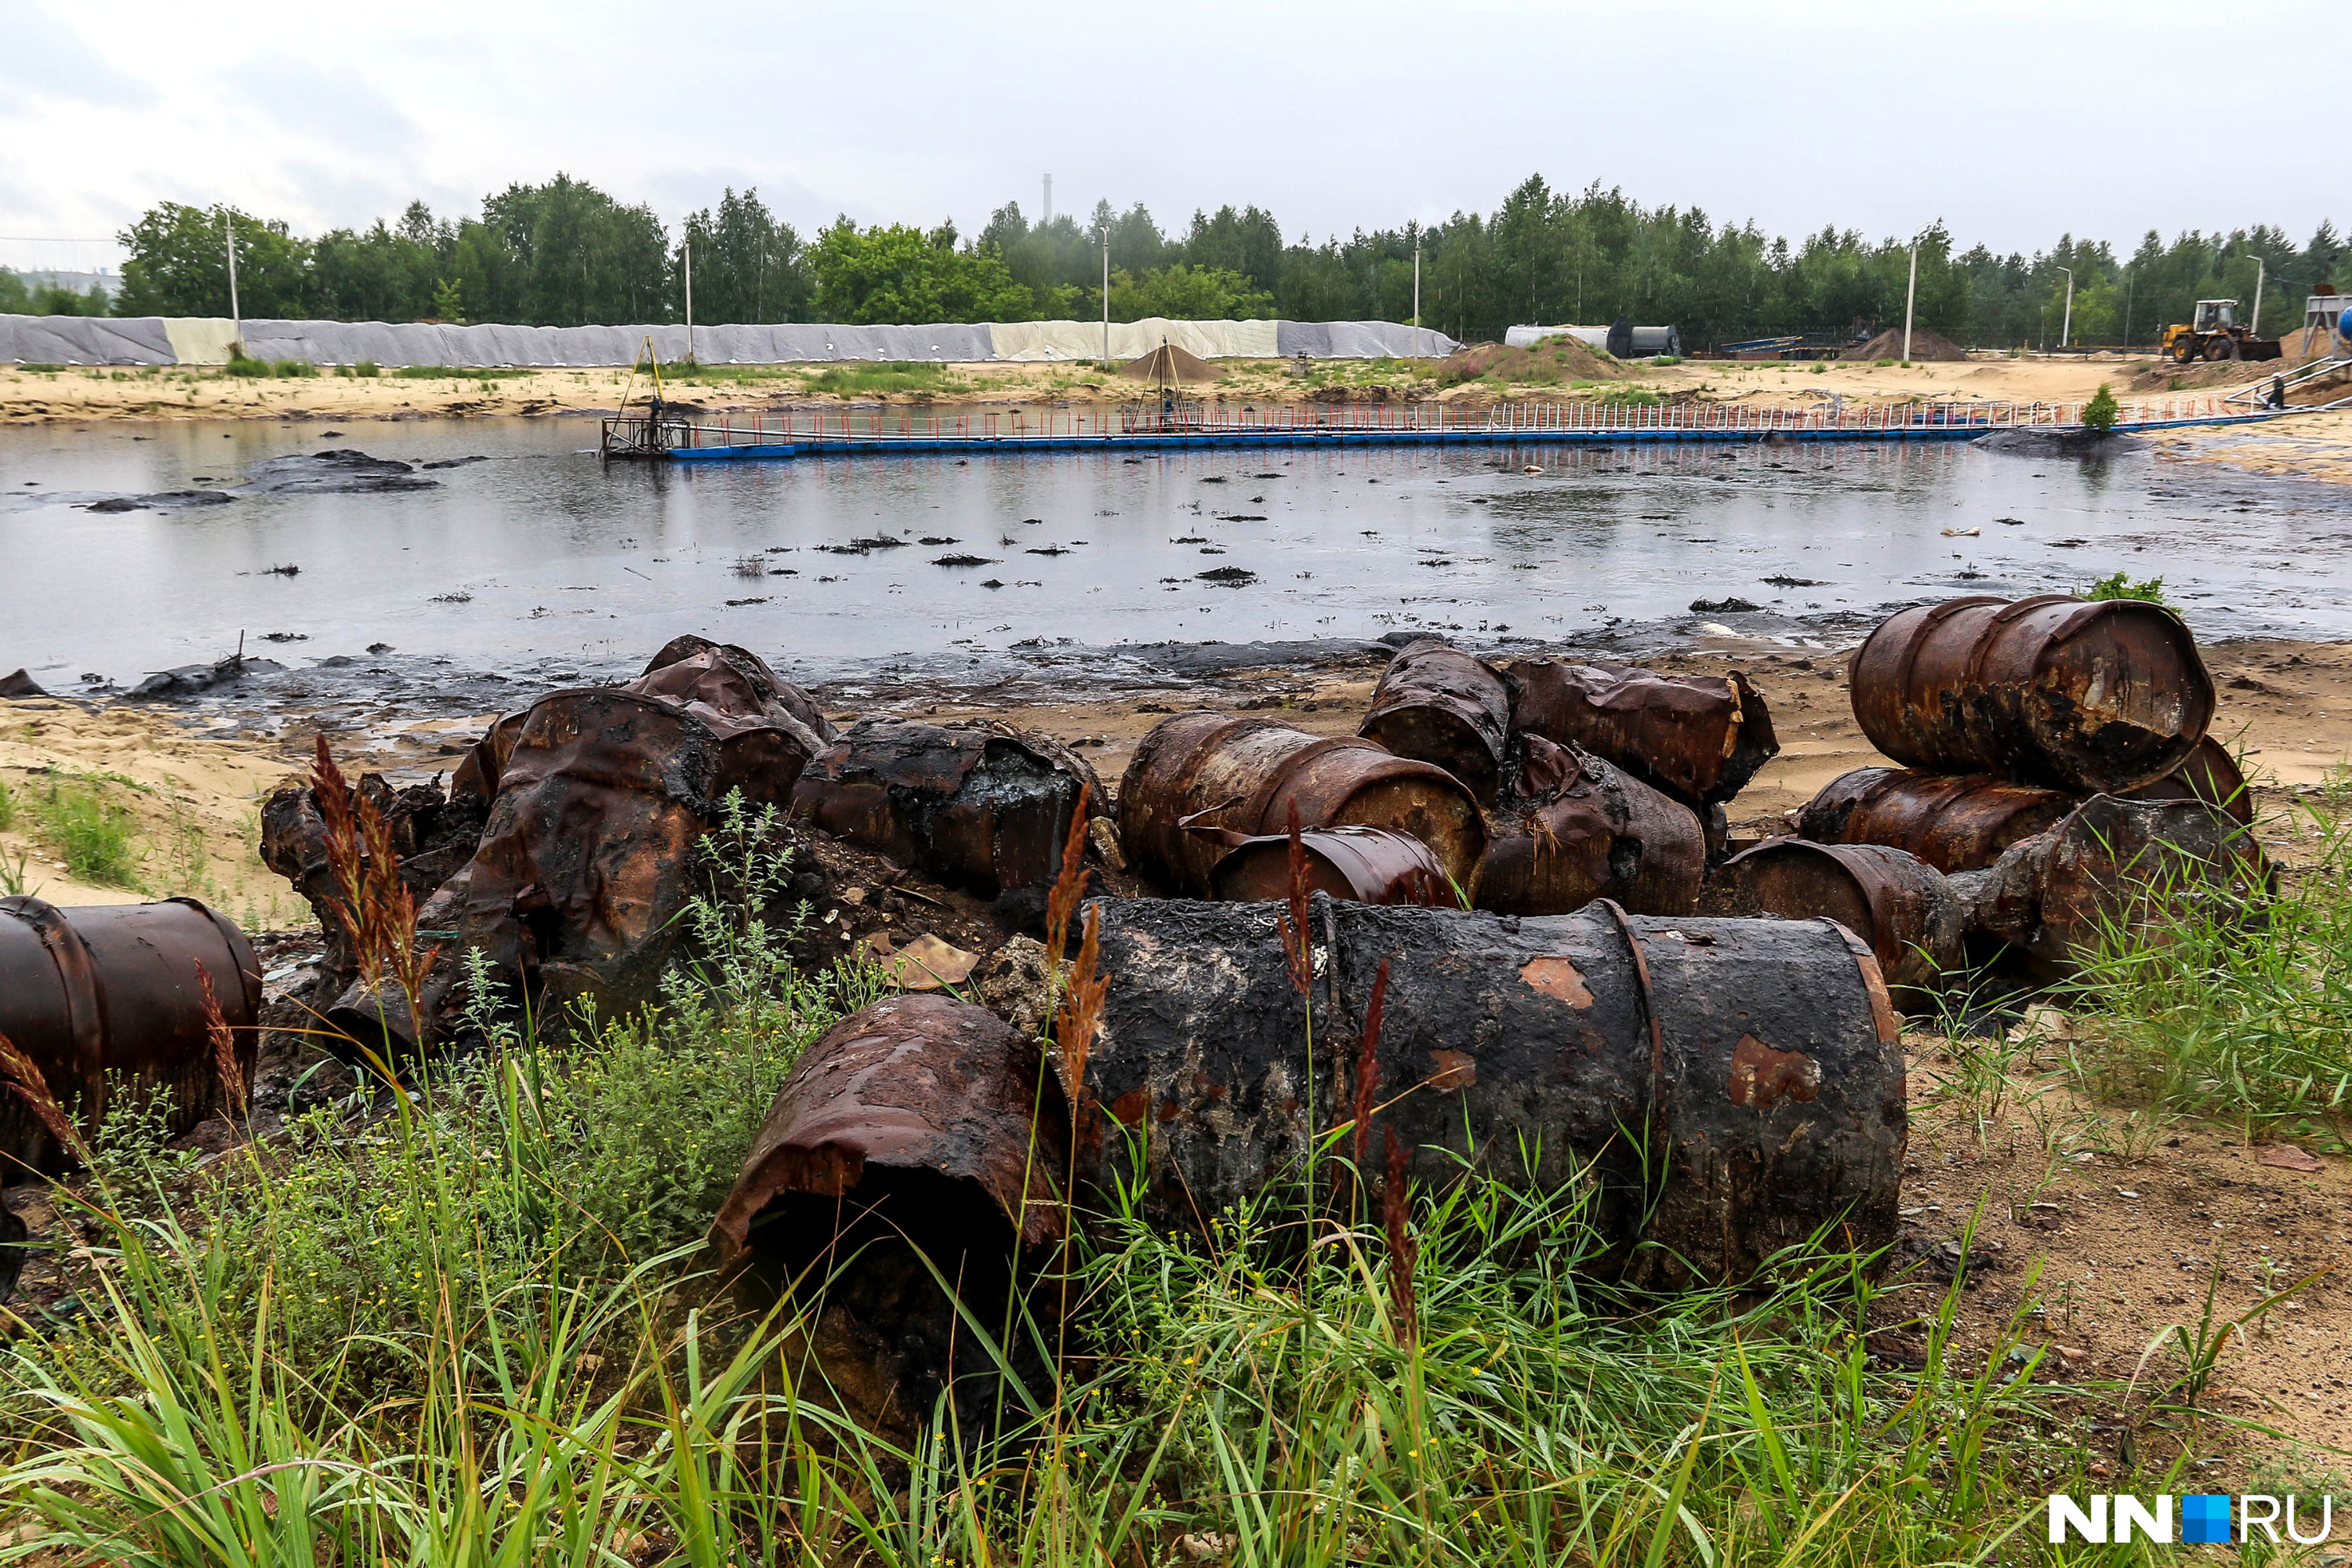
[13,349,2349,486]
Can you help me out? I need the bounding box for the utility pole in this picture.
[1043,174,1051,227]
[1413,228,1422,331]
[1902,238,1918,365]
[223,209,241,343]
[2055,266,2074,349]
[684,236,694,365]
[1101,227,1110,366]
[2240,253,2266,334]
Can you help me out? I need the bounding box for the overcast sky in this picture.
[5,0,2344,274]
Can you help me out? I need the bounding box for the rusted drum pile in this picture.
[0,897,262,1294]
[1791,595,2263,976]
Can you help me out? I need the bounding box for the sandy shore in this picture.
[13,350,2347,487]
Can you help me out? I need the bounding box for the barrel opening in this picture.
[1330,776,1485,888]
[736,1164,1059,1439]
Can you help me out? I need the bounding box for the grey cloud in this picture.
[0,0,157,107]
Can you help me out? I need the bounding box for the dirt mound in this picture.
[1842,327,1967,362]
[1119,344,1218,383]
[1434,337,1628,388]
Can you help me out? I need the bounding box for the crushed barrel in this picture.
[710,993,1065,1438]
[1848,594,2215,793]
[1501,660,1779,810]
[0,896,260,1185]
[1715,840,1961,1001]
[1080,895,1904,1287]
[1947,794,2271,975]
[1116,713,1487,897]
[1357,638,1512,804]
[450,675,822,1028]
[1795,766,2078,874]
[2119,735,2255,826]
[792,718,1106,916]
[1476,735,1704,916]
[1202,823,1452,906]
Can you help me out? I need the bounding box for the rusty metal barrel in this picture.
[711,993,1066,1437]
[0,896,260,1179]
[1082,895,1905,1287]
[1848,595,2215,793]
[1357,639,1512,804]
[1796,766,2078,873]
[2119,735,2255,826]
[1116,713,1487,898]
[1949,794,2272,975]
[1200,824,1451,906]
[1501,661,1779,811]
[1716,840,1960,1001]
[1477,735,1704,917]
[792,718,1105,908]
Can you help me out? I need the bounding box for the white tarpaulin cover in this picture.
[1,313,1456,367]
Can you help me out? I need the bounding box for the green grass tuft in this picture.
[36,778,141,886]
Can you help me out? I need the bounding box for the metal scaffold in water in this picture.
[601,374,2284,466]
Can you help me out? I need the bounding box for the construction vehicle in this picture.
[2160,299,2281,364]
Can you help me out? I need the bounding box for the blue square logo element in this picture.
[2182,1494,2232,1544]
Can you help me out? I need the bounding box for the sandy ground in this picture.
[0,699,303,924]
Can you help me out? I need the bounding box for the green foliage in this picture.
[35,778,140,886]
[1106,262,1273,321]
[117,202,312,317]
[0,775,14,831]
[808,218,1033,324]
[801,361,960,396]
[0,270,111,316]
[678,187,809,323]
[2082,380,2122,432]
[2065,801,2352,1129]
[2083,570,2172,608]
[429,275,464,322]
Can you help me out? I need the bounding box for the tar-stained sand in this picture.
[6,631,2352,1473]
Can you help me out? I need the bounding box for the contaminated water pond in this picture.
[3,415,2349,699]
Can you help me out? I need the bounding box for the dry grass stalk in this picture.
[1045,782,1094,968]
[1383,1124,1419,1351]
[0,1027,85,1157]
[311,734,437,1047]
[194,962,245,1116]
[1350,959,1390,1172]
[1277,800,1313,997]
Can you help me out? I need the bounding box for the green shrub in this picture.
[14,362,63,374]
[2083,570,2172,608]
[0,776,14,831]
[337,361,379,378]
[2082,381,2121,433]
[38,779,140,886]
[223,354,269,378]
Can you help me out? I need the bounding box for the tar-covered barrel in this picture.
[1848,595,2215,793]
[1716,840,1960,1000]
[1476,735,1704,916]
[1080,895,1904,1285]
[1116,713,1487,897]
[792,718,1105,903]
[2119,735,2255,826]
[1357,639,1513,804]
[0,896,260,1180]
[1796,766,2078,873]
[1501,661,1779,811]
[1204,825,1451,906]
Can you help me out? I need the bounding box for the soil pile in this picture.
[1433,337,1627,388]
[1842,327,1967,362]
[1119,344,1218,383]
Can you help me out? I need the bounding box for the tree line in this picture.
[74,172,2348,350]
